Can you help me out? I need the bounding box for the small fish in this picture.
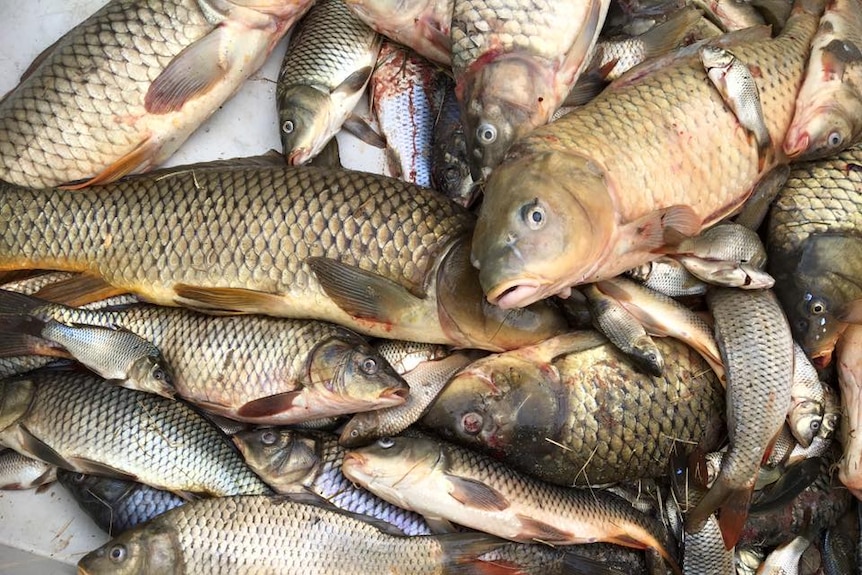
[690,0,767,31]
[783,0,862,160]
[786,343,826,448]
[755,535,811,574]
[625,257,708,297]
[701,46,772,171]
[582,283,664,376]
[277,0,382,165]
[431,75,477,207]
[342,434,681,573]
[0,449,56,491]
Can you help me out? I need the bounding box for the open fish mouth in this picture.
[381,386,410,402]
[487,280,544,309]
[783,129,809,158]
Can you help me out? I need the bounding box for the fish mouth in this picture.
[341,452,368,476]
[380,386,409,402]
[811,350,833,369]
[487,280,543,309]
[783,130,809,158]
[287,148,311,166]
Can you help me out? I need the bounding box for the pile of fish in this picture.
[0,0,860,573]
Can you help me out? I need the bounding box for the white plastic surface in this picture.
[0,1,384,570]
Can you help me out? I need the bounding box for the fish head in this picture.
[460,55,553,180]
[309,336,410,411]
[338,411,381,447]
[471,151,615,309]
[436,237,568,350]
[773,234,862,367]
[786,399,823,448]
[341,435,443,503]
[278,85,332,165]
[420,353,560,455]
[77,524,178,575]
[783,94,862,160]
[232,429,319,491]
[126,356,175,399]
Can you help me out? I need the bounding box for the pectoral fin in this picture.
[236,391,302,420]
[343,114,386,148]
[60,138,160,189]
[33,275,125,307]
[445,474,510,511]
[173,284,287,315]
[514,514,573,544]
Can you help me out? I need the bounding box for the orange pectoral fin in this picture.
[59,138,159,190]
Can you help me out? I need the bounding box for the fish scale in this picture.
[0,370,270,497]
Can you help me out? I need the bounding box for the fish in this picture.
[370,42,440,188]
[0,449,56,491]
[452,0,612,178]
[57,469,185,536]
[755,536,811,574]
[0,0,313,189]
[340,345,478,447]
[581,283,664,377]
[625,257,708,297]
[0,290,408,424]
[837,324,862,499]
[232,428,432,535]
[787,343,826,448]
[766,141,862,366]
[690,0,767,31]
[342,434,681,573]
[421,332,725,486]
[821,508,860,575]
[0,160,567,351]
[277,0,382,165]
[687,288,795,550]
[471,0,824,309]
[701,46,773,171]
[783,0,862,160]
[733,164,790,231]
[77,495,510,574]
[0,369,271,497]
[431,75,477,208]
[344,0,453,65]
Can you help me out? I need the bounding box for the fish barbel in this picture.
[472,0,825,309]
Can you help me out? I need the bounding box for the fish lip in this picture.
[288,148,311,165]
[811,350,833,369]
[341,452,367,471]
[381,386,409,402]
[486,280,543,309]
[782,130,809,158]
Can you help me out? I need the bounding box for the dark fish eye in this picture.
[476,123,497,145]
[282,120,295,134]
[378,437,395,449]
[462,412,484,435]
[808,299,827,315]
[361,357,379,375]
[152,367,165,381]
[520,200,546,230]
[828,131,842,147]
[810,420,821,431]
[73,473,86,483]
[109,544,127,563]
[261,430,278,446]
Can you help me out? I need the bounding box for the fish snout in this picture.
[485,279,543,310]
[287,148,311,166]
[381,386,409,402]
[783,130,809,158]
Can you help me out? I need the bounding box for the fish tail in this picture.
[0,288,45,315]
[610,532,682,575]
[638,7,701,61]
[0,316,66,359]
[716,485,753,549]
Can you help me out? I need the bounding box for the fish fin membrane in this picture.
[236,391,302,420]
[33,274,126,307]
[0,328,67,359]
[445,473,510,511]
[307,257,425,322]
[749,457,822,515]
[172,284,286,315]
[560,552,629,575]
[514,514,573,544]
[343,114,386,149]
[333,66,374,96]
[0,288,46,315]
[420,23,452,62]
[59,138,158,189]
[559,0,606,87]
[308,138,342,169]
[610,533,681,575]
[638,7,701,61]
[839,299,862,324]
[437,532,509,574]
[424,516,459,534]
[145,25,231,114]
[717,486,753,550]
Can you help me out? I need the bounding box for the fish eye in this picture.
[810,420,821,431]
[72,473,86,484]
[808,299,827,315]
[827,131,843,147]
[152,367,166,381]
[109,544,127,563]
[520,200,546,230]
[378,437,395,449]
[476,123,497,145]
[282,119,295,134]
[462,412,484,435]
[360,357,379,375]
[261,430,278,446]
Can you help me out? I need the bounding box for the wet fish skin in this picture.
[232,428,432,535]
[754,535,811,574]
[77,496,508,574]
[0,163,566,351]
[453,0,611,178]
[783,0,862,160]
[787,343,826,448]
[836,324,862,499]
[472,0,824,310]
[687,288,795,550]
[0,370,270,497]
[0,0,311,189]
[0,449,56,490]
[57,469,185,536]
[690,0,766,31]
[421,333,725,486]
[0,291,408,425]
[431,75,477,208]
[625,258,708,297]
[344,0,453,65]
[766,141,862,365]
[277,0,382,165]
[342,434,680,571]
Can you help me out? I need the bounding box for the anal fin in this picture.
[236,391,302,421]
[514,514,573,544]
[173,284,287,315]
[34,274,126,307]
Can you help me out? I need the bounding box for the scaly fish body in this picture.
[342,434,679,571]
[626,258,708,297]
[0,370,270,497]
[472,0,824,309]
[0,0,312,189]
[371,42,439,188]
[277,0,381,165]
[837,324,862,499]
[0,162,566,351]
[233,428,432,535]
[78,496,507,574]
[787,343,826,447]
[755,535,811,574]
[784,0,862,160]
[0,292,408,425]
[453,0,611,177]
[421,332,725,486]
[57,469,185,536]
[767,140,862,365]
[0,449,56,490]
[344,0,453,65]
